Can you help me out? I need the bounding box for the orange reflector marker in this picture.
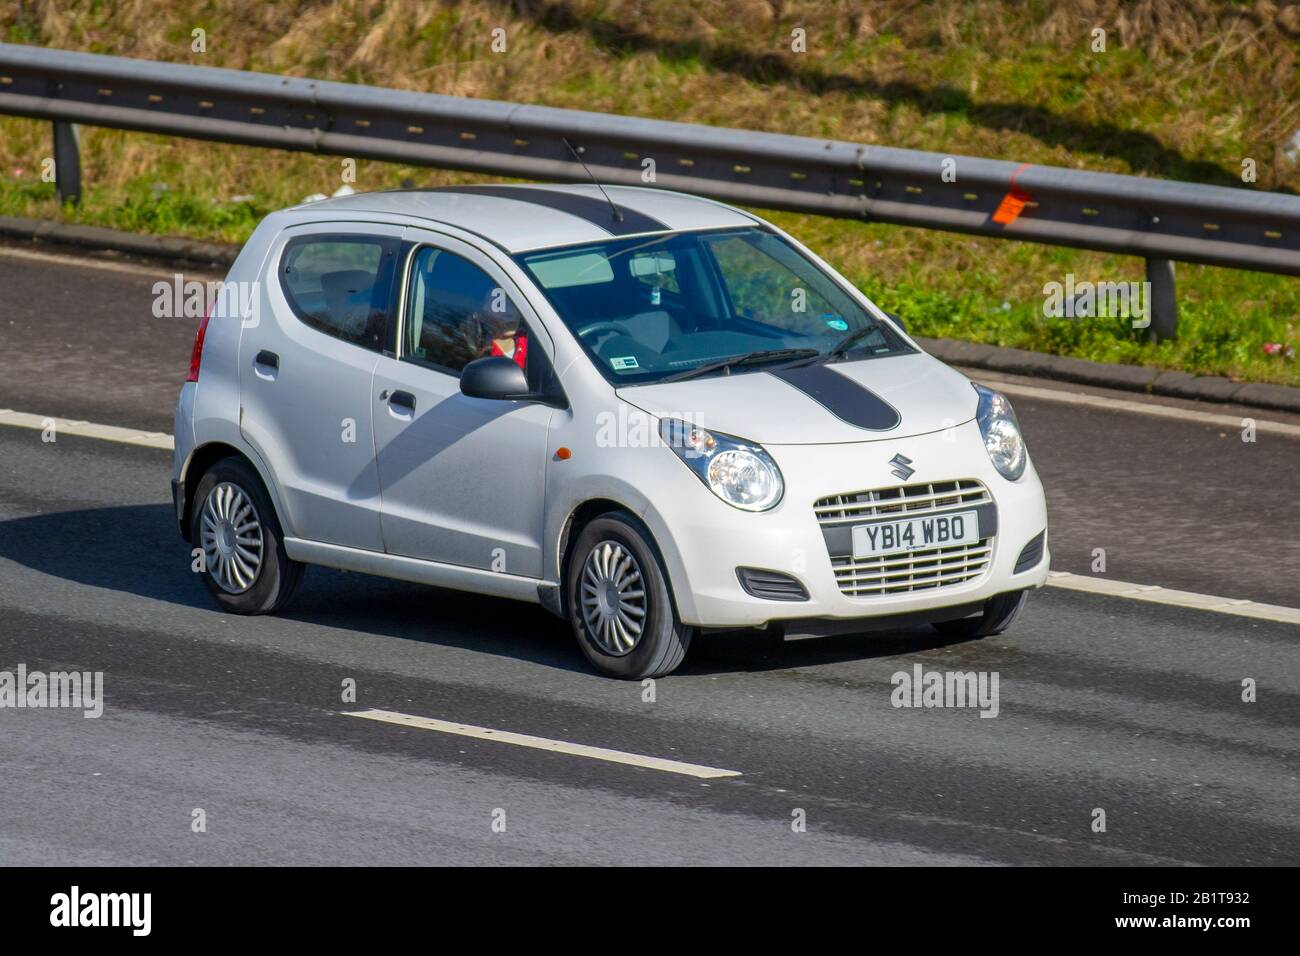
[992,188,1030,224]
[993,163,1032,225]
[556,447,572,460]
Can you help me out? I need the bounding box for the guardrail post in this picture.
[53,121,81,206]
[1145,257,1177,342]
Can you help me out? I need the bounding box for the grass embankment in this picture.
[3,0,1299,385]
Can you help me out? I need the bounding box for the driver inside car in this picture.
[477,292,528,370]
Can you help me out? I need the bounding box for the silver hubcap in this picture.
[580,541,647,656]
[200,482,264,594]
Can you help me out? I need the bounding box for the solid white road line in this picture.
[1046,571,1300,625]
[342,708,744,778]
[0,244,222,279]
[0,409,1296,625]
[0,409,173,450]
[976,377,1300,439]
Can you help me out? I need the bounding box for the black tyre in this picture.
[566,513,692,679]
[191,456,303,615]
[932,590,1027,638]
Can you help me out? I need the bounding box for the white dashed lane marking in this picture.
[342,709,744,778]
[0,409,173,450]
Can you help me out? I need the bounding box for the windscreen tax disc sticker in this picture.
[611,356,640,370]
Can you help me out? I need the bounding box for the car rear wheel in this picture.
[932,590,1027,638]
[566,513,692,679]
[192,457,303,614]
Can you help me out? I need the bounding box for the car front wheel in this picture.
[566,513,692,679]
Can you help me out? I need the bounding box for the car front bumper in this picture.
[641,420,1050,629]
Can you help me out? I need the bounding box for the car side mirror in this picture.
[460,355,530,401]
[886,311,906,333]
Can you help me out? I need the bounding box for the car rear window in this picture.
[280,235,399,351]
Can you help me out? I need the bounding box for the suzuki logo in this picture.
[889,453,915,481]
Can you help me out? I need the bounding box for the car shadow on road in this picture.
[0,504,211,606]
[686,627,980,675]
[0,504,587,673]
[0,503,982,677]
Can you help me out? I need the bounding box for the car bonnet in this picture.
[615,351,978,445]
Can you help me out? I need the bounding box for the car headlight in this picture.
[973,384,1027,480]
[659,418,783,511]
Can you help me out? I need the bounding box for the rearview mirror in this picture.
[461,356,529,401]
[629,253,677,277]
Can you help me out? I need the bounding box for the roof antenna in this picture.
[563,137,623,223]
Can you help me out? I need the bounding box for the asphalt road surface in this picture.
[1,244,1297,865]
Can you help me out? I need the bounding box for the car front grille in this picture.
[814,480,995,597]
[814,479,991,525]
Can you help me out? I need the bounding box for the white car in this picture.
[171,184,1049,678]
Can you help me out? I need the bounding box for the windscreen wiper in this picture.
[772,323,886,372]
[660,348,820,383]
[827,322,884,358]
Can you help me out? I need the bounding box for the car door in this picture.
[239,222,402,552]
[371,229,556,578]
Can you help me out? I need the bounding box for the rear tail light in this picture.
[186,304,213,383]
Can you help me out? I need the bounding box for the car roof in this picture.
[291,183,760,253]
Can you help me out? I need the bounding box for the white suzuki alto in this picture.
[172,184,1049,678]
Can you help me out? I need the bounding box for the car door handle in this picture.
[387,390,416,413]
[253,350,279,380]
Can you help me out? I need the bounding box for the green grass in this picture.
[858,267,1298,382]
[3,146,1297,387]
[0,175,267,239]
[2,0,1298,387]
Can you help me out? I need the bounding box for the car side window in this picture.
[280,235,399,351]
[404,246,531,377]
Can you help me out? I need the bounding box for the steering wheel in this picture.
[574,320,627,340]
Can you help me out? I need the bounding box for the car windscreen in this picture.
[514,227,910,385]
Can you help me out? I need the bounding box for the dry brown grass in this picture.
[4,0,1298,235]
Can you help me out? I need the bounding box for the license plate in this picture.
[852,510,979,559]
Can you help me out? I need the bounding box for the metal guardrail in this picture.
[3,42,1300,340]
